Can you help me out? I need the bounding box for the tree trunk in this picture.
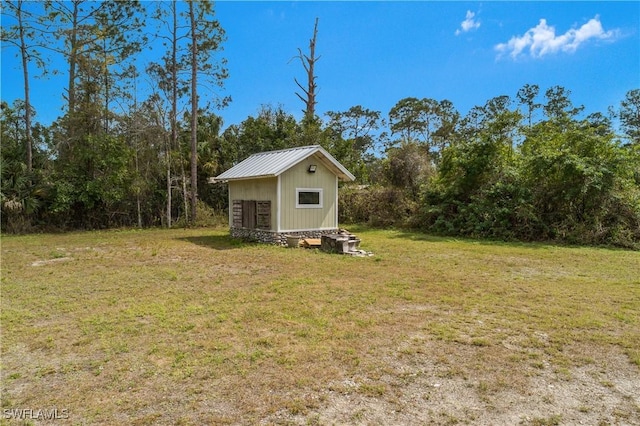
[137,189,142,228]
[181,163,189,224]
[166,147,172,228]
[189,0,198,224]
[15,0,32,173]
[167,0,179,228]
[67,1,79,117]
[103,36,110,134]
[135,149,142,228]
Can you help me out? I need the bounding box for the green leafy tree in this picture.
[194,112,228,211]
[50,132,132,228]
[48,51,135,228]
[542,85,584,124]
[44,0,145,138]
[384,141,432,201]
[298,114,330,149]
[186,0,228,224]
[232,105,301,160]
[620,89,640,145]
[325,105,383,182]
[147,1,183,227]
[521,115,639,246]
[122,91,170,228]
[482,96,522,154]
[388,97,436,147]
[516,83,541,128]
[432,99,460,157]
[584,112,614,137]
[422,98,526,239]
[388,97,459,163]
[457,105,486,141]
[147,0,228,225]
[0,101,49,232]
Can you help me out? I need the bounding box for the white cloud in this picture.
[496,15,619,59]
[455,10,480,36]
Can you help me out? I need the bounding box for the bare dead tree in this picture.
[292,17,320,120]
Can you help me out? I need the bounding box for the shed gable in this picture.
[279,155,337,231]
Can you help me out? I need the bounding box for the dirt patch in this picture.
[30,257,74,267]
[274,341,640,425]
[278,348,640,425]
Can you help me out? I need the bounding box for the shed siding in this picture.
[228,178,277,230]
[280,155,337,231]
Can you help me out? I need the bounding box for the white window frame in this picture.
[296,188,323,209]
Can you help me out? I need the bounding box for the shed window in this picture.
[232,200,271,229]
[296,188,323,208]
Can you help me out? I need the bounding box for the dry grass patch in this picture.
[1,226,639,424]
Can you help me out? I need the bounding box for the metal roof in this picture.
[213,145,356,182]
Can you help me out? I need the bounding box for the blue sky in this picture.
[2,1,639,131]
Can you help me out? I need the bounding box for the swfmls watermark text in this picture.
[3,408,69,421]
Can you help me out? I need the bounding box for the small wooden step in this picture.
[301,238,322,248]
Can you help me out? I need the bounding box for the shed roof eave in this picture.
[212,173,277,183]
[308,149,356,182]
[211,144,356,182]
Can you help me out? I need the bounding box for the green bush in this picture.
[339,185,417,227]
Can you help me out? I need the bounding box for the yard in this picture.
[1,227,639,425]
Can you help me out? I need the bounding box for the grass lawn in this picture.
[1,226,639,425]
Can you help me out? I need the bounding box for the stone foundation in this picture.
[230,227,339,246]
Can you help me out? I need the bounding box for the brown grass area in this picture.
[1,227,639,425]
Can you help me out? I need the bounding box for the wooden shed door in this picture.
[256,201,271,229]
[233,200,271,230]
[242,200,256,229]
[232,200,243,228]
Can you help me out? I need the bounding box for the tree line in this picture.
[2,0,227,229]
[1,1,639,248]
[339,86,640,249]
